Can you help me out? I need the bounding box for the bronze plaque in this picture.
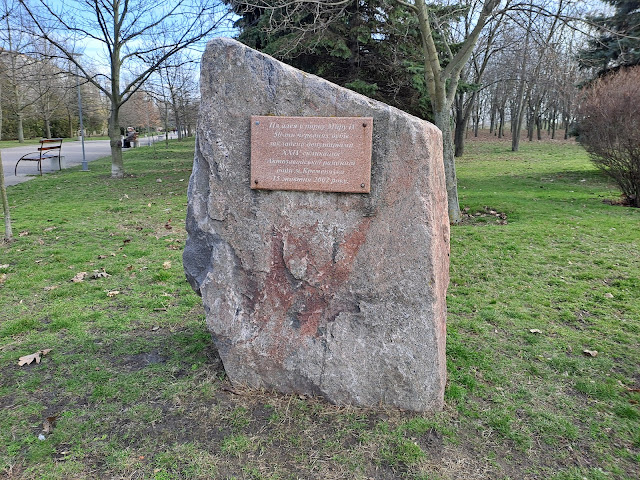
[250,116,373,193]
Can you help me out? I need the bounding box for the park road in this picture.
[2,135,176,187]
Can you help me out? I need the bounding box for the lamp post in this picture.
[75,59,88,171]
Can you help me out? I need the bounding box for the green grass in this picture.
[1,136,638,479]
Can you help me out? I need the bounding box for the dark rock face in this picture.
[184,38,449,411]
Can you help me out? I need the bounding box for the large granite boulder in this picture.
[184,38,449,411]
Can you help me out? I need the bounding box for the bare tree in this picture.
[20,0,232,177]
[1,0,42,142]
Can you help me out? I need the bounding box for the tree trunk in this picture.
[454,94,466,157]
[44,118,51,139]
[536,115,542,141]
[0,151,12,242]
[109,107,124,178]
[489,106,495,134]
[434,108,461,224]
[17,113,24,143]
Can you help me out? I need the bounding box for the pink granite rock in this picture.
[184,38,449,411]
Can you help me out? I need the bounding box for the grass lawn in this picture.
[0,137,638,479]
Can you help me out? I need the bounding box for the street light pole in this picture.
[75,61,88,171]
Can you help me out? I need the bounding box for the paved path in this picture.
[2,135,176,187]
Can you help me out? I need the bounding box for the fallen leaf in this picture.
[91,270,111,279]
[19,231,29,237]
[97,255,107,259]
[18,349,51,366]
[43,415,58,433]
[604,293,614,299]
[583,349,598,357]
[156,178,162,183]
[529,329,542,334]
[151,326,160,331]
[43,226,57,232]
[44,285,58,291]
[107,290,120,297]
[71,272,88,283]
[0,274,6,284]
[0,264,9,269]
[163,261,172,269]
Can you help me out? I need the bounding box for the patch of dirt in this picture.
[603,195,638,207]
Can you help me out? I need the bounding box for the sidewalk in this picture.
[2,134,177,187]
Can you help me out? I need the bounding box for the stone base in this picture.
[48,156,65,170]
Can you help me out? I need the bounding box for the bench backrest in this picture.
[38,138,63,153]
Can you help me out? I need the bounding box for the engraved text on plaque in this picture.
[250,116,373,193]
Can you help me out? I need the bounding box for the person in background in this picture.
[123,126,137,148]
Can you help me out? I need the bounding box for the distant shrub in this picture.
[577,67,640,207]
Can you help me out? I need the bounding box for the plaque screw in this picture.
[254,179,259,184]
[362,123,367,127]
[360,183,365,188]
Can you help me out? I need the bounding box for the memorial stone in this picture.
[184,38,450,411]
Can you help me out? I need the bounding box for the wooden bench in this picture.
[14,138,64,176]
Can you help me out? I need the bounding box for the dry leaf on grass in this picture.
[162,261,172,269]
[107,290,120,297]
[18,349,52,366]
[0,264,9,269]
[529,329,542,334]
[43,285,59,291]
[19,231,29,237]
[604,293,614,299]
[583,349,598,357]
[0,274,7,284]
[71,272,88,283]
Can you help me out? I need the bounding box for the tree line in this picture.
[0,0,228,149]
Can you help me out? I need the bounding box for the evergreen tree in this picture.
[578,0,640,75]
[232,0,439,120]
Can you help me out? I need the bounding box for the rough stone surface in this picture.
[184,38,450,411]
